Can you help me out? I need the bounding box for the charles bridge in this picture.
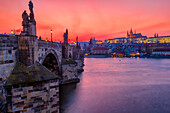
[0,1,84,113]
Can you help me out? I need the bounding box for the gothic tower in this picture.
[64,29,68,44]
[62,29,69,59]
[76,36,78,47]
[127,31,129,38]
[130,28,133,37]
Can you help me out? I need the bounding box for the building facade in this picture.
[91,47,108,55]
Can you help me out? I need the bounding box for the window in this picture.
[8,50,12,54]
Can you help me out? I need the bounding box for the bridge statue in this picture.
[22,10,29,24]
[29,1,33,12]
[29,0,35,22]
[21,10,29,34]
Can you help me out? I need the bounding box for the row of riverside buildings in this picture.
[106,29,170,44]
[83,29,170,57]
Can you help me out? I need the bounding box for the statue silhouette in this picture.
[29,1,33,13]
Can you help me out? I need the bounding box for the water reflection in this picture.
[59,83,77,113]
[61,58,170,113]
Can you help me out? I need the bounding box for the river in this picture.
[60,58,170,113]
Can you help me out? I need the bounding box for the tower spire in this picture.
[63,29,68,44]
[76,36,79,47]
[130,28,133,37]
[130,28,133,34]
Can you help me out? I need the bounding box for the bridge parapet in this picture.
[38,40,62,74]
[0,34,18,49]
[0,34,18,65]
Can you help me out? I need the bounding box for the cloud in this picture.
[137,21,170,31]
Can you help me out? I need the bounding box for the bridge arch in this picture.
[40,49,61,75]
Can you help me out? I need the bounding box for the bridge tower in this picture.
[62,29,69,59]
[18,1,38,66]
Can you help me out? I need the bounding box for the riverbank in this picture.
[84,55,170,59]
[84,55,111,58]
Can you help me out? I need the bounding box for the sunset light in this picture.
[1,1,170,113]
[1,0,170,42]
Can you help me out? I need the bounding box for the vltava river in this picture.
[61,58,170,113]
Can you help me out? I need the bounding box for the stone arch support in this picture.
[40,49,61,75]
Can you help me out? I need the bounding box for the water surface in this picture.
[61,58,170,113]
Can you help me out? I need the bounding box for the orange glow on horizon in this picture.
[1,0,170,42]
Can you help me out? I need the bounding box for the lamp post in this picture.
[11,30,14,35]
[50,29,53,42]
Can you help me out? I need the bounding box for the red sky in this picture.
[1,0,170,42]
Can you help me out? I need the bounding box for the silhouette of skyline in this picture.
[1,0,170,42]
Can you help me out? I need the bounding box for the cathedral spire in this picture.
[130,28,133,34]
[130,28,133,37]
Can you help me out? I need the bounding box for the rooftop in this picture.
[153,48,170,52]
[92,46,108,50]
[5,62,60,86]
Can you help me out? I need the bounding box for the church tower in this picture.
[130,28,133,37]
[127,31,129,38]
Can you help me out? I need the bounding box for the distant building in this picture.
[96,40,103,44]
[105,37,127,44]
[127,29,147,43]
[91,47,108,55]
[0,34,18,64]
[89,37,104,45]
[127,28,146,38]
[147,36,170,44]
[152,48,170,56]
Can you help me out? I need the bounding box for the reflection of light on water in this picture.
[137,57,139,59]
[145,57,147,59]
[63,58,170,113]
[85,53,88,56]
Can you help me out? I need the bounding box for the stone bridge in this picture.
[0,1,84,112]
[0,32,84,113]
[0,30,83,84]
[38,40,62,75]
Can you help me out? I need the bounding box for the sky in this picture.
[1,0,170,42]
